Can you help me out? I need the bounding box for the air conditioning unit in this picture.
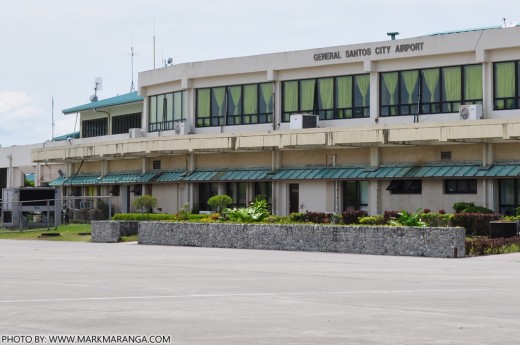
[459,104,482,121]
[289,114,318,129]
[174,122,187,135]
[129,128,143,138]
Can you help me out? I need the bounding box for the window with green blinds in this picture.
[195,83,273,127]
[282,74,370,122]
[380,64,482,116]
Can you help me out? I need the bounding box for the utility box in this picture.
[290,114,318,129]
[1,187,61,228]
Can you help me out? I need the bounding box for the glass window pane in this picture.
[243,84,257,115]
[173,92,183,121]
[500,180,515,205]
[464,65,482,101]
[211,87,226,117]
[354,74,370,108]
[359,181,368,205]
[227,86,242,116]
[421,68,440,110]
[165,93,173,122]
[495,62,515,98]
[197,89,210,118]
[336,76,353,108]
[149,96,157,123]
[300,79,315,112]
[318,78,334,110]
[381,72,398,106]
[442,67,461,102]
[156,95,164,122]
[283,81,298,113]
[260,83,273,114]
[400,70,419,105]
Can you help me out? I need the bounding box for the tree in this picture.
[207,195,233,213]
[133,195,158,213]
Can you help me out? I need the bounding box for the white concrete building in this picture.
[32,25,520,216]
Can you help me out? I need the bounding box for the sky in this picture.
[1,0,519,147]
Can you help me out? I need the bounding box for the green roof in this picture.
[53,132,80,141]
[50,172,158,186]
[155,171,186,182]
[62,92,143,114]
[46,163,520,187]
[182,169,271,182]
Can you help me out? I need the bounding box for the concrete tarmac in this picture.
[0,239,519,344]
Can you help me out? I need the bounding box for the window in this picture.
[152,160,161,170]
[198,183,219,211]
[112,113,141,135]
[148,91,186,132]
[226,182,247,208]
[386,180,422,194]
[131,185,142,196]
[282,74,369,122]
[82,118,107,138]
[380,64,482,116]
[499,179,520,215]
[444,179,477,194]
[494,61,520,110]
[254,181,272,204]
[342,181,368,211]
[196,83,273,127]
[108,185,120,196]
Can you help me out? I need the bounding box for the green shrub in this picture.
[208,195,233,213]
[289,212,307,223]
[462,205,493,214]
[453,202,476,213]
[112,213,177,221]
[225,198,271,223]
[341,210,368,224]
[420,212,453,227]
[358,215,385,225]
[133,195,158,213]
[304,211,332,224]
[466,236,520,256]
[451,212,501,236]
[176,203,190,221]
[383,210,399,224]
[388,209,426,227]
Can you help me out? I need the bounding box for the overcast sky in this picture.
[1,0,519,147]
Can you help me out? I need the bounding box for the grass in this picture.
[0,224,92,242]
[0,223,138,242]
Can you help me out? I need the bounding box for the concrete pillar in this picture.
[368,146,381,215]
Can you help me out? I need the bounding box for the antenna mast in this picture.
[130,46,135,92]
[153,17,156,69]
[51,96,55,141]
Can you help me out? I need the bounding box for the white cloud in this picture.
[0,92,33,113]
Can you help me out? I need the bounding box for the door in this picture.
[289,183,299,213]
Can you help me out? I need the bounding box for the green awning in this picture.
[271,167,369,180]
[155,171,186,182]
[182,169,270,181]
[270,164,492,180]
[48,176,66,186]
[48,172,158,186]
[45,163,520,187]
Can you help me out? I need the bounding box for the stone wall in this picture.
[91,221,139,243]
[138,222,466,258]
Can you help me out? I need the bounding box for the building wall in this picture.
[379,179,484,214]
[153,184,180,214]
[195,151,271,169]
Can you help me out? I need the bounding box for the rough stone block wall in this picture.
[91,221,121,243]
[137,222,466,258]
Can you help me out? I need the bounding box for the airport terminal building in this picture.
[32,25,520,216]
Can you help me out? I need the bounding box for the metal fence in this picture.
[1,196,112,230]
